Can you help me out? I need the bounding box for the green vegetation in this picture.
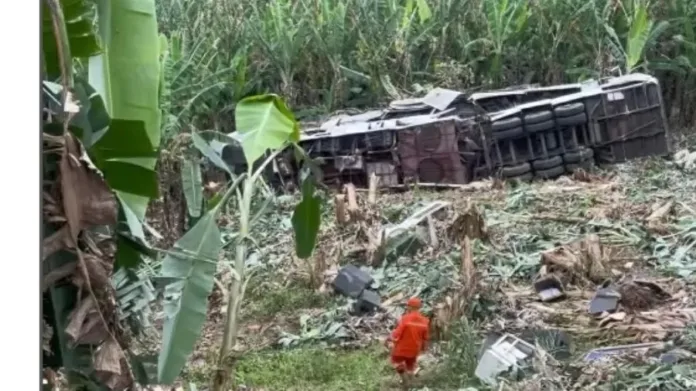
[155,0,696,132]
[235,347,390,391]
[42,0,163,388]
[247,282,331,319]
[420,319,482,389]
[41,0,696,390]
[211,154,696,390]
[42,1,319,389]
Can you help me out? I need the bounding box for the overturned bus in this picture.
[221,73,671,188]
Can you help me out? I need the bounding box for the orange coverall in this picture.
[390,311,430,373]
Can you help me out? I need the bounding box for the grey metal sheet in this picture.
[298,114,464,141]
[487,73,660,122]
[422,88,466,111]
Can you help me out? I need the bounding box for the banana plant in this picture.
[156,94,321,390]
[159,32,253,141]
[604,0,670,74]
[483,0,530,85]
[88,0,162,225]
[250,1,307,101]
[42,0,161,389]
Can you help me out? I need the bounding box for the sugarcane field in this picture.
[41,0,696,390]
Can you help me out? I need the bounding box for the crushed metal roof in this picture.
[300,113,468,141]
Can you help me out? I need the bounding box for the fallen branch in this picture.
[384,181,493,192]
[42,260,77,291]
[533,214,589,224]
[536,183,616,195]
[42,225,72,261]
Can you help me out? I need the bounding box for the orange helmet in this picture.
[406,297,422,308]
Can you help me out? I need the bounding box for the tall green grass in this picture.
[155,0,696,138]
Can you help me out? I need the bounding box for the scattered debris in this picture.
[431,236,479,339]
[447,200,487,241]
[372,201,452,262]
[519,329,572,360]
[660,348,695,364]
[173,140,696,389]
[583,342,665,362]
[589,286,621,315]
[602,308,696,340]
[674,149,696,171]
[356,289,381,313]
[618,279,671,311]
[479,332,504,359]
[475,334,537,386]
[645,200,675,233]
[540,234,608,287]
[646,200,674,223]
[385,181,494,192]
[333,265,374,298]
[331,264,383,314]
[533,275,565,302]
[382,201,451,240]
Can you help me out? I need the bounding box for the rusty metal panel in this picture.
[596,133,670,164]
[465,117,496,179]
[588,81,668,145]
[397,121,467,184]
[588,77,671,164]
[333,155,364,172]
[366,162,399,187]
[309,130,395,156]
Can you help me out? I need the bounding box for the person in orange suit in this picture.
[384,297,430,389]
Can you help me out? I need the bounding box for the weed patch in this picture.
[235,346,391,391]
[246,282,331,319]
[421,319,482,389]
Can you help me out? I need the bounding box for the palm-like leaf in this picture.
[157,179,242,384]
[626,4,653,72]
[42,0,101,78]
[113,267,157,335]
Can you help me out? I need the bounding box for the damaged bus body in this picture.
[224,73,671,188]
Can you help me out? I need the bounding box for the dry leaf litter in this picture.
[60,151,696,390]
